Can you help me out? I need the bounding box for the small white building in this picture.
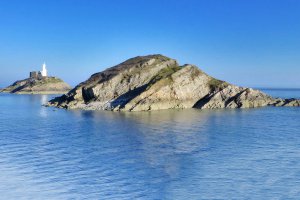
[40,62,48,77]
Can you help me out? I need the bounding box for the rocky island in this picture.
[48,55,300,111]
[1,63,71,94]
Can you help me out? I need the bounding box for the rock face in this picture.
[1,77,72,94]
[48,54,300,111]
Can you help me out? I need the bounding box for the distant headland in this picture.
[1,63,71,94]
[47,54,300,111]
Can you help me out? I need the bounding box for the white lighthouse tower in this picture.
[41,62,48,77]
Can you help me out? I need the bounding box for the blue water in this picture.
[0,90,300,200]
[260,88,300,99]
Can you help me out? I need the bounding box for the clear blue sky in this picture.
[0,0,299,88]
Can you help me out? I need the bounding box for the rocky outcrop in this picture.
[271,98,300,107]
[1,77,72,94]
[47,54,300,111]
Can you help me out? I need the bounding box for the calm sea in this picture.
[0,89,300,200]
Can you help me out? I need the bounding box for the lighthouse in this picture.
[41,62,48,77]
[29,62,48,79]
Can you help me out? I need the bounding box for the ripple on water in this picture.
[0,93,300,199]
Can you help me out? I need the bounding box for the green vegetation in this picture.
[190,67,204,80]
[35,77,62,85]
[208,78,229,91]
[122,54,171,67]
[153,65,181,81]
[147,65,181,89]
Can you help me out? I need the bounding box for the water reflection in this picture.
[38,95,48,117]
[40,95,48,105]
[81,109,240,179]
